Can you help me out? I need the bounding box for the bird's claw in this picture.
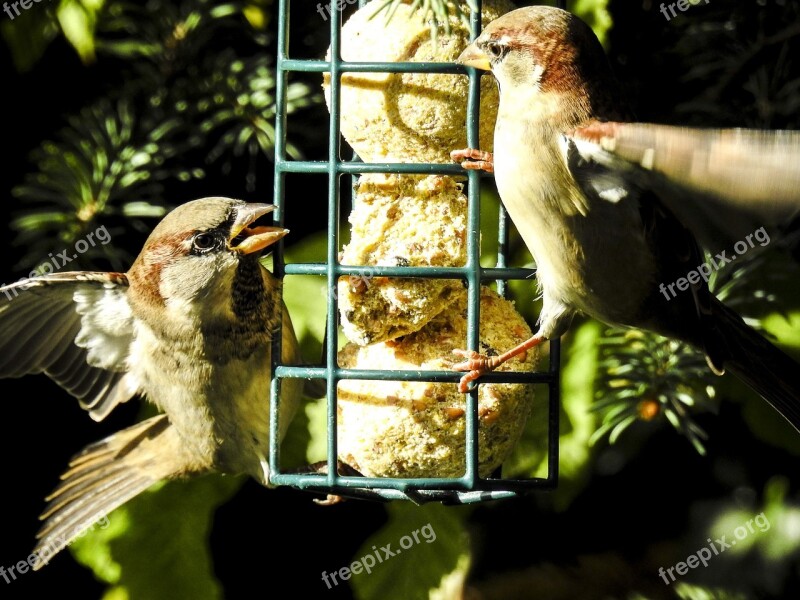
[314,494,347,506]
[299,460,363,477]
[451,148,495,173]
[451,349,496,393]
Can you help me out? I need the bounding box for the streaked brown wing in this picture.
[0,272,139,421]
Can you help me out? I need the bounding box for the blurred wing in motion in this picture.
[571,122,800,252]
[0,272,140,421]
[567,124,800,429]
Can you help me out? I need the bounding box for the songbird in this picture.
[0,197,303,566]
[450,6,800,428]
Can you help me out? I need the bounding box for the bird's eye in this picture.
[485,41,505,60]
[192,232,217,253]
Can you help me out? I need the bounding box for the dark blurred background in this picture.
[1,1,799,599]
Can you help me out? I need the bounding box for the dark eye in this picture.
[485,41,505,60]
[192,232,217,253]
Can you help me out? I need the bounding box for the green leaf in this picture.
[762,310,800,354]
[571,0,612,47]
[350,503,471,600]
[57,0,105,64]
[277,232,333,468]
[759,477,800,560]
[554,320,601,502]
[303,396,329,464]
[242,2,269,30]
[674,582,748,600]
[282,231,328,361]
[121,202,168,219]
[503,320,600,507]
[0,5,59,72]
[70,474,243,600]
[95,39,162,59]
[274,394,314,470]
[500,386,550,477]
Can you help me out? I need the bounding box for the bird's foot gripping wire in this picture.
[451,335,545,392]
[451,148,495,173]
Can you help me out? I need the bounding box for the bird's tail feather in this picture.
[712,298,800,431]
[33,414,187,568]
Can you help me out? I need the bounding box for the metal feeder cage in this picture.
[268,0,566,503]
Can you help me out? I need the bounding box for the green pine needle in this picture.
[370,0,478,37]
[10,99,194,270]
[592,247,793,454]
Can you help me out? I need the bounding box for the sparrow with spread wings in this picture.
[0,197,303,566]
[450,6,800,429]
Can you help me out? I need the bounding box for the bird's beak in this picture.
[229,204,289,255]
[456,43,491,71]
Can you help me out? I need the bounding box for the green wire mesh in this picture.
[269,0,564,503]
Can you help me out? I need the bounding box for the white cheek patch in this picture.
[161,270,237,325]
[531,63,544,91]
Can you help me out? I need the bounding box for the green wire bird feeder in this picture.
[269,0,564,503]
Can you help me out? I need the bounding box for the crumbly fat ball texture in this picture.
[338,173,467,345]
[324,0,518,163]
[337,286,537,479]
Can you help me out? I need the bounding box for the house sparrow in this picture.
[0,197,303,566]
[450,6,800,429]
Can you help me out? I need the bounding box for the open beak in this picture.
[456,43,491,71]
[228,203,289,255]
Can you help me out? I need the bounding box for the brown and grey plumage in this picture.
[0,197,303,566]
[450,6,800,429]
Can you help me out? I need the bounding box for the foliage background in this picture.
[1,0,799,598]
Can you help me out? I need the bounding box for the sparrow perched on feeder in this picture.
[450,6,800,429]
[0,197,303,566]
